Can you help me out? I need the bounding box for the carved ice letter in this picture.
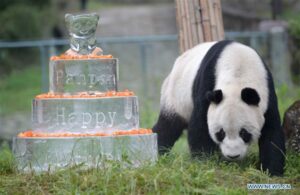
[82,112,92,128]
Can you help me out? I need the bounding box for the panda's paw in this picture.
[261,164,284,177]
[267,167,284,177]
[157,146,172,155]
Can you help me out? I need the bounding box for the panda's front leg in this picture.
[259,108,286,176]
[188,99,217,157]
[153,110,187,154]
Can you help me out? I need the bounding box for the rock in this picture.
[282,100,300,153]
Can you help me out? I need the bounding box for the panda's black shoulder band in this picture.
[192,40,233,100]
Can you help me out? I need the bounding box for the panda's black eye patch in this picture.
[206,90,223,104]
[239,128,252,143]
[241,88,260,106]
[215,128,225,142]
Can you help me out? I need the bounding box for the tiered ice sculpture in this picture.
[13,13,157,172]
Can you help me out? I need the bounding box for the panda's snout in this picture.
[227,154,240,159]
[220,138,248,160]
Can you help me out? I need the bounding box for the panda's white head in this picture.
[207,87,265,160]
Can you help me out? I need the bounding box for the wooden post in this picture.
[175,0,224,53]
[270,26,293,86]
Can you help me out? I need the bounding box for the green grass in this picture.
[0,67,300,194]
[276,84,300,118]
[0,66,41,116]
[0,138,299,194]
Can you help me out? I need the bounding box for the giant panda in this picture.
[153,40,285,176]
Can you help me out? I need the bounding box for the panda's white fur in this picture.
[161,42,216,120]
[161,42,269,159]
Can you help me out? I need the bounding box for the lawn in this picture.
[0,66,41,116]
[0,137,299,194]
[0,66,300,194]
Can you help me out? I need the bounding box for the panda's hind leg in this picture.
[153,110,187,154]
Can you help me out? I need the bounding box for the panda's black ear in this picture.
[241,88,260,106]
[206,90,223,104]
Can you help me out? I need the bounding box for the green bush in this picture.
[0,0,50,12]
[289,16,300,39]
[0,4,42,74]
[288,15,300,82]
[0,4,42,40]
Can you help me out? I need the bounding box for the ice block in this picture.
[32,96,139,133]
[13,13,158,172]
[13,134,157,172]
[49,58,118,94]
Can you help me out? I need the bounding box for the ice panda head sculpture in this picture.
[153,40,286,176]
[207,87,264,160]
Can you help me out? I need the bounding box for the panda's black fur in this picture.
[153,40,285,176]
